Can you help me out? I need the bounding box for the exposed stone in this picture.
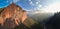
[0,3,27,29]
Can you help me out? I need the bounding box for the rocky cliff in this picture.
[0,3,27,29]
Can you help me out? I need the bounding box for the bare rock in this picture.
[0,3,27,29]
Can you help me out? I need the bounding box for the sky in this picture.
[0,0,60,13]
[0,0,53,9]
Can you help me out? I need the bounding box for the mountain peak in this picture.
[0,3,27,29]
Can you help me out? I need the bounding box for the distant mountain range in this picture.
[27,10,54,22]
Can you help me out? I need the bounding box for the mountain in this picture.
[27,10,54,22]
[0,3,27,29]
[0,3,39,29]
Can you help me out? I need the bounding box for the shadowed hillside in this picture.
[45,12,60,29]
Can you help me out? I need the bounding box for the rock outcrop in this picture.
[0,3,27,29]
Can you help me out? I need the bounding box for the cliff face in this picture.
[0,3,27,29]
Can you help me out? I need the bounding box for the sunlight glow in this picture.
[41,3,60,13]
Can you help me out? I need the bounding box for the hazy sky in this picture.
[0,0,60,11]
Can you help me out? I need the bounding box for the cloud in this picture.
[13,0,20,3]
[36,2,39,4]
[7,1,9,2]
[38,5,42,7]
[9,0,20,4]
[29,0,42,10]
[29,1,33,4]
[29,0,31,1]
[28,3,60,14]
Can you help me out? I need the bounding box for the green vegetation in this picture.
[14,17,44,29]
